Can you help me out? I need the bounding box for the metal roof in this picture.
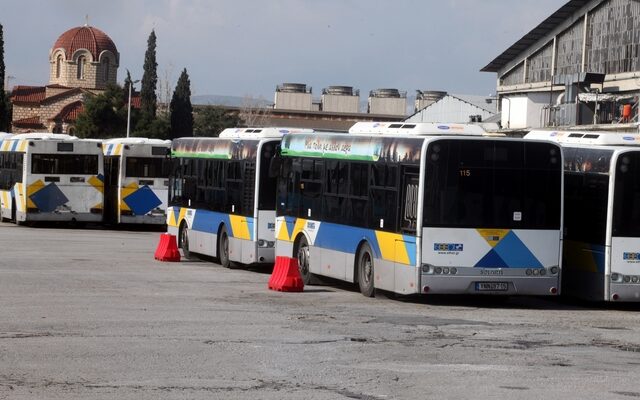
[481,0,591,73]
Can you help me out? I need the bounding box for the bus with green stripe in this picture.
[274,122,563,297]
[167,127,312,267]
[526,130,640,302]
[0,133,104,224]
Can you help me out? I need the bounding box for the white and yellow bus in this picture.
[527,130,640,301]
[102,137,171,225]
[0,133,104,224]
[167,128,312,267]
[275,122,564,297]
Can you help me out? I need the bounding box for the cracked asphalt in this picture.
[1,223,640,399]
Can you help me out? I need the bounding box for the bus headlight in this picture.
[258,240,275,248]
[421,264,433,274]
[611,273,621,282]
[549,266,559,275]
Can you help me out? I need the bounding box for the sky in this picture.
[2,0,565,101]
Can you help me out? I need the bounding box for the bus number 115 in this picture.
[459,169,471,177]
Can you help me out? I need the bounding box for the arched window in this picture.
[77,56,86,80]
[103,58,110,82]
[56,55,62,78]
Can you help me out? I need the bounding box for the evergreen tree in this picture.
[0,23,9,132]
[123,69,134,101]
[169,68,193,139]
[194,106,241,137]
[139,30,157,122]
[75,84,130,139]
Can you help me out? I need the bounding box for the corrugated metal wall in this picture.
[501,62,525,86]
[527,42,554,83]
[586,0,640,74]
[555,19,584,76]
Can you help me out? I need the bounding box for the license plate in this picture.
[475,282,508,291]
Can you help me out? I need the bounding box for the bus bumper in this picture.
[22,212,103,223]
[608,283,640,301]
[420,274,560,296]
[119,215,167,225]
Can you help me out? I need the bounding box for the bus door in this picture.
[395,167,419,293]
[104,156,120,223]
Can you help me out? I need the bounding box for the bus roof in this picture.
[348,122,487,136]
[525,130,640,146]
[10,132,78,141]
[103,137,171,146]
[218,127,314,139]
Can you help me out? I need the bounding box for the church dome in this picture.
[52,25,118,62]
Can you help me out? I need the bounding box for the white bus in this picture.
[275,122,563,297]
[167,127,313,267]
[0,133,104,224]
[526,130,640,301]
[103,137,171,225]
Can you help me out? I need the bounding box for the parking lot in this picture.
[1,223,640,399]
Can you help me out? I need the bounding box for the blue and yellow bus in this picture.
[0,133,104,224]
[275,122,564,297]
[103,137,171,225]
[527,130,640,301]
[166,127,312,267]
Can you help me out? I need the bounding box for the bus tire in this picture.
[179,221,195,259]
[357,242,375,297]
[218,225,232,268]
[295,235,318,285]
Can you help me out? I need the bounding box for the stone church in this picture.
[11,25,121,133]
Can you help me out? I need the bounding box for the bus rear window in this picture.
[126,157,170,178]
[424,140,561,229]
[32,154,98,175]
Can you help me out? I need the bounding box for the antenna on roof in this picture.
[84,14,89,27]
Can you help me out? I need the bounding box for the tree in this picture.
[139,30,158,121]
[193,106,241,137]
[239,95,271,127]
[169,68,193,139]
[75,84,130,138]
[133,113,170,139]
[122,69,134,101]
[0,23,9,132]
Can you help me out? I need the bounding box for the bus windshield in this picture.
[613,151,640,237]
[32,154,99,175]
[424,139,561,229]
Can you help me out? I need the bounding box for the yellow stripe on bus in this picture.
[119,182,138,211]
[178,207,188,226]
[26,180,45,209]
[289,218,307,243]
[229,215,251,240]
[88,175,104,194]
[276,219,290,241]
[16,184,26,212]
[375,231,410,264]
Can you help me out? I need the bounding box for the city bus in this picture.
[167,127,313,267]
[103,137,171,225]
[0,133,104,224]
[526,130,640,302]
[275,122,563,297]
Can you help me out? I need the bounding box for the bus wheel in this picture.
[357,243,375,297]
[295,235,313,285]
[179,222,194,259]
[219,226,231,268]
